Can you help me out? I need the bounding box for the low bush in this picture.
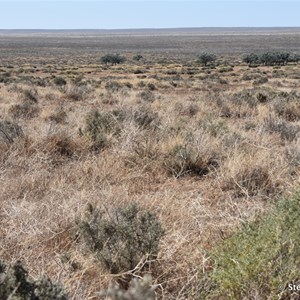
[53,77,67,86]
[138,90,155,102]
[132,54,143,62]
[9,89,39,119]
[164,144,218,178]
[9,102,39,119]
[63,86,90,101]
[132,107,160,129]
[101,54,126,65]
[197,53,217,66]
[264,116,300,141]
[82,109,124,150]
[0,259,68,300]
[77,203,164,278]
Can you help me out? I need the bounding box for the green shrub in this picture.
[77,203,164,275]
[197,53,217,66]
[206,193,300,299]
[0,260,68,300]
[101,54,126,65]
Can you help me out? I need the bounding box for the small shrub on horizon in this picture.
[101,54,126,65]
[132,54,144,62]
[197,53,217,66]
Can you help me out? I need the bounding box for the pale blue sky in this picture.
[0,1,299,29]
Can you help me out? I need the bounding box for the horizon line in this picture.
[1,26,300,30]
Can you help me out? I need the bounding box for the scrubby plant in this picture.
[53,76,67,86]
[9,102,39,119]
[138,90,155,102]
[48,107,67,124]
[77,203,165,276]
[132,107,159,129]
[101,54,126,65]
[0,259,68,300]
[164,144,217,178]
[22,89,38,103]
[263,116,300,141]
[132,54,143,62]
[105,81,123,93]
[9,89,39,119]
[205,193,300,299]
[222,165,277,198]
[0,120,23,144]
[82,109,124,150]
[63,86,90,101]
[197,53,217,66]
[243,51,292,66]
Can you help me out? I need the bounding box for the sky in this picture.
[0,1,299,29]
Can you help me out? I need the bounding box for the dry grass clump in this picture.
[8,89,40,119]
[62,85,91,101]
[164,143,218,178]
[46,106,67,124]
[81,109,125,150]
[263,115,300,142]
[222,165,279,198]
[0,119,23,144]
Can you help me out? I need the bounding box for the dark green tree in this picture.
[101,54,126,65]
[197,52,217,66]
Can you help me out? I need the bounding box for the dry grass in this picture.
[0,51,300,299]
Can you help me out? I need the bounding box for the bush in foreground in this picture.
[77,203,165,276]
[0,260,68,300]
[204,193,300,299]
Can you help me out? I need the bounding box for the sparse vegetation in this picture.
[1,29,300,299]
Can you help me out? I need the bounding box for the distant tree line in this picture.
[99,51,299,67]
[243,52,300,66]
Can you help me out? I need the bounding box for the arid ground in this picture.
[1,28,300,299]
